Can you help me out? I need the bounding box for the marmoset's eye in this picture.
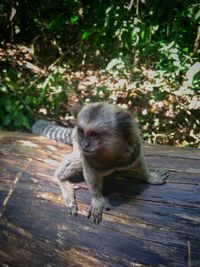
[89,131,99,138]
[78,128,84,136]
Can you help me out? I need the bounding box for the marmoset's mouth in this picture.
[82,148,96,155]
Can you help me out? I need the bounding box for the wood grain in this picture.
[0,131,200,267]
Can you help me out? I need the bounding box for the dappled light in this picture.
[0,0,199,147]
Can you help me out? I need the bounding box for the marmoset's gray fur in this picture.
[32,103,168,224]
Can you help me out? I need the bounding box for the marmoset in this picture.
[32,103,168,223]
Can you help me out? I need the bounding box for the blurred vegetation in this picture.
[0,0,199,147]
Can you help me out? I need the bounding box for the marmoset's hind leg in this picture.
[132,149,168,185]
[55,148,82,216]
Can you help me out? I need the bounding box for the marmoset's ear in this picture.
[70,103,83,119]
[116,109,135,140]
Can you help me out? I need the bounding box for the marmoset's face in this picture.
[76,102,133,156]
[77,126,108,154]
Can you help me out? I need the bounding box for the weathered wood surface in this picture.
[0,131,200,267]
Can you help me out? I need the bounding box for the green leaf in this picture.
[5,77,20,90]
[106,58,122,70]
[70,15,79,24]
[171,53,179,61]
[4,114,12,126]
[186,62,200,83]
[20,114,30,129]
[195,9,200,20]
[6,68,18,83]
[141,31,145,41]
[81,30,95,40]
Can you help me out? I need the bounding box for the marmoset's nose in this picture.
[81,139,90,151]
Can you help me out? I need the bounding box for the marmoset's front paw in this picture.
[64,199,77,216]
[68,202,77,216]
[147,169,169,185]
[87,197,105,224]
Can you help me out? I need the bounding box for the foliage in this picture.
[0,0,199,147]
[0,63,75,131]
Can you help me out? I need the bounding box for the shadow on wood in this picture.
[0,131,200,267]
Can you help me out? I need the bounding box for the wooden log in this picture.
[0,131,200,267]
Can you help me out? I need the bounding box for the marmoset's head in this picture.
[75,103,135,155]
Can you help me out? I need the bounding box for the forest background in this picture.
[0,0,199,147]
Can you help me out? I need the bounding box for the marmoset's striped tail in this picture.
[32,119,73,144]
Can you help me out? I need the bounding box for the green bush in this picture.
[0,0,199,147]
